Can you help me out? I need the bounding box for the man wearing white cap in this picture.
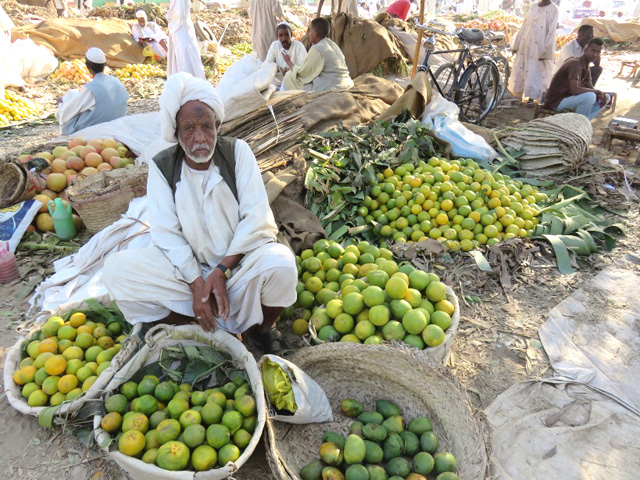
[103,72,297,354]
[56,47,129,135]
[132,10,168,59]
[166,0,205,78]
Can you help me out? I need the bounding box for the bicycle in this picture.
[414,20,499,124]
[482,30,512,105]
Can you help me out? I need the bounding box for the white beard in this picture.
[179,138,214,164]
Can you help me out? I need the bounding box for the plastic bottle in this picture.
[0,244,19,284]
[48,198,76,241]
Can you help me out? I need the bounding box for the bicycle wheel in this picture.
[430,62,457,99]
[494,55,510,104]
[454,59,499,124]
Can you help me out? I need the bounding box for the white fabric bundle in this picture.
[159,72,225,143]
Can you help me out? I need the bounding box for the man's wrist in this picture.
[216,263,232,280]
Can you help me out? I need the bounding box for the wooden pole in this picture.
[317,0,326,18]
[411,0,426,79]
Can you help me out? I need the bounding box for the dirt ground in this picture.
[1,18,639,480]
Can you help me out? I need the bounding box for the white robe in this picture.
[55,89,95,132]
[132,21,168,58]
[166,0,205,79]
[249,0,285,61]
[508,2,559,101]
[553,39,583,74]
[264,39,308,86]
[103,140,297,333]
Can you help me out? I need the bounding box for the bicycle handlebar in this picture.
[413,20,456,37]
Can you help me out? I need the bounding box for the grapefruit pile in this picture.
[18,137,136,233]
[291,239,455,350]
[360,158,547,251]
[0,90,40,127]
[50,59,93,84]
[13,312,127,407]
[104,376,258,471]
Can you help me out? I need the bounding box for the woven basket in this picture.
[0,161,29,208]
[308,286,460,365]
[265,343,489,480]
[67,166,148,233]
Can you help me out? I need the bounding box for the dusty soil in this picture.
[0,14,639,479]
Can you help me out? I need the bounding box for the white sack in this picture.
[422,93,498,161]
[259,354,333,424]
[215,55,278,122]
[14,39,58,81]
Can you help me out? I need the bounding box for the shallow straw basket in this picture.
[0,161,29,208]
[309,286,460,365]
[67,166,148,233]
[265,343,489,480]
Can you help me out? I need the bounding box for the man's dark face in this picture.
[584,43,602,65]
[176,100,220,164]
[137,17,146,27]
[577,28,594,47]
[277,27,292,50]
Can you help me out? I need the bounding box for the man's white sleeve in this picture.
[148,161,201,283]
[225,140,278,257]
[55,89,96,128]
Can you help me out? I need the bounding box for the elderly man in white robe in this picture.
[166,0,205,78]
[132,10,168,59]
[264,22,307,88]
[103,73,297,354]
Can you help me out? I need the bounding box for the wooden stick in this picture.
[317,0,326,17]
[411,0,426,79]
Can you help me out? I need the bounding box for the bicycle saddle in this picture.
[458,28,485,44]
[489,31,506,42]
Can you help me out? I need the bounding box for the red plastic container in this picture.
[0,244,19,284]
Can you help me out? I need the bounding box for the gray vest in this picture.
[309,38,354,93]
[152,137,238,202]
[62,73,129,135]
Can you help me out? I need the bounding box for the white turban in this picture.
[135,10,147,19]
[160,72,225,143]
[85,47,106,64]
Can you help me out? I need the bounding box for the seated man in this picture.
[265,22,308,88]
[553,24,602,86]
[56,48,129,135]
[103,72,297,354]
[132,10,168,59]
[283,18,354,92]
[386,0,411,20]
[544,38,610,120]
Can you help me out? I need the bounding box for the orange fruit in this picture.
[38,338,58,354]
[19,366,38,384]
[101,412,123,433]
[58,374,79,394]
[69,312,87,328]
[44,355,67,376]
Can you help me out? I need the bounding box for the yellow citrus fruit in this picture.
[27,389,48,407]
[58,374,79,394]
[62,346,84,361]
[27,341,41,359]
[75,332,95,349]
[33,352,54,369]
[57,325,77,341]
[291,319,309,336]
[82,376,98,391]
[101,412,123,433]
[118,430,146,457]
[38,338,58,354]
[97,336,115,350]
[435,299,455,316]
[44,355,67,376]
[385,277,408,299]
[69,312,87,327]
[13,369,25,386]
[19,365,38,384]
[76,325,94,335]
[422,324,445,347]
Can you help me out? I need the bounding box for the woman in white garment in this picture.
[264,22,307,88]
[166,0,205,78]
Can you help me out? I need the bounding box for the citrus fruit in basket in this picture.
[119,430,146,457]
[101,412,123,433]
[156,419,181,444]
[156,441,190,471]
[206,424,231,449]
[183,424,206,448]
[191,445,217,471]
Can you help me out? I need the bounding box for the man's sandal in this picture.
[257,328,288,356]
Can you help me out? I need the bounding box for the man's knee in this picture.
[581,92,597,105]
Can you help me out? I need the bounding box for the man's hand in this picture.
[204,268,230,322]
[189,277,217,331]
[282,52,294,70]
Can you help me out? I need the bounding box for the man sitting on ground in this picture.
[545,38,611,120]
[56,48,129,135]
[132,10,168,59]
[265,22,307,88]
[553,24,602,86]
[103,72,297,354]
[283,18,354,92]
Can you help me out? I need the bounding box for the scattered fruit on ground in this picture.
[113,63,165,80]
[0,89,40,126]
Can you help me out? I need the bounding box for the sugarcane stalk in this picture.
[18,242,78,253]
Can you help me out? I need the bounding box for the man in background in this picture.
[264,22,307,88]
[386,0,411,20]
[132,10,168,59]
[249,0,284,61]
[553,24,602,86]
[56,47,129,134]
[508,0,559,103]
[166,0,205,78]
[283,17,353,92]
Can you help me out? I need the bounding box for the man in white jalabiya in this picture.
[249,0,285,61]
[56,48,129,135]
[132,10,168,59]
[508,0,559,103]
[264,22,307,88]
[103,73,297,354]
[166,0,205,78]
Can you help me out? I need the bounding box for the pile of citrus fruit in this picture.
[0,89,40,127]
[17,137,135,233]
[291,239,455,350]
[50,59,93,84]
[13,311,127,407]
[113,63,165,80]
[300,397,459,480]
[104,375,258,471]
[360,157,547,251]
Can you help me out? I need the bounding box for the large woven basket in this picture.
[265,343,489,480]
[67,166,148,233]
[0,161,30,208]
